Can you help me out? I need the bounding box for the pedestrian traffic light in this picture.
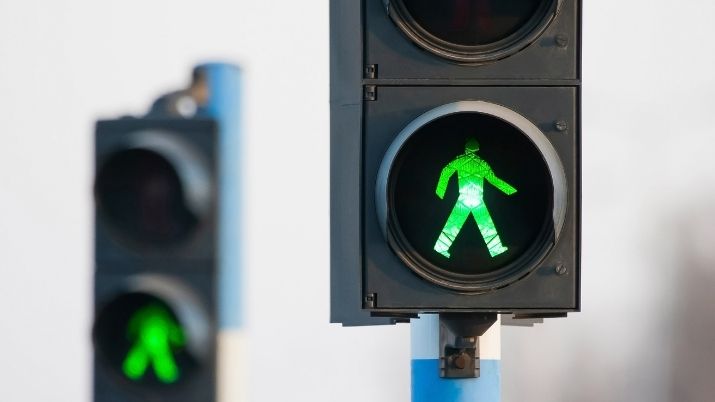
[93,276,211,390]
[331,0,581,326]
[93,63,242,401]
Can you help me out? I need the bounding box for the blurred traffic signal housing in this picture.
[93,63,242,402]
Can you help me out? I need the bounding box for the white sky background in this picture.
[2,1,715,401]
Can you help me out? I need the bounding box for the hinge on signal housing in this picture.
[364,64,377,79]
[364,85,377,101]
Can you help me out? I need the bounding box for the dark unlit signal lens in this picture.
[95,149,198,246]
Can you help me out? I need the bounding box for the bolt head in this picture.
[555,34,569,48]
[555,121,569,132]
[452,353,469,370]
[555,265,568,276]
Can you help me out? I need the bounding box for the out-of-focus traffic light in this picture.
[93,64,242,401]
[331,0,581,326]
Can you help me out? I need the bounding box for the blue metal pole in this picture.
[199,62,245,402]
[411,315,501,402]
[201,62,243,330]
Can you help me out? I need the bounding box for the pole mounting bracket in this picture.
[439,313,497,379]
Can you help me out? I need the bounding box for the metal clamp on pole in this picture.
[439,313,497,379]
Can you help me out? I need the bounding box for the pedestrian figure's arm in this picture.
[436,160,458,199]
[486,169,517,195]
[491,177,517,195]
[169,322,185,345]
[126,308,146,336]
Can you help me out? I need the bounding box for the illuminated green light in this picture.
[433,138,517,259]
[122,304,185,384]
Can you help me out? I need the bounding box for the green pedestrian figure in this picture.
[433,138,517,259]
[122,304,186,384]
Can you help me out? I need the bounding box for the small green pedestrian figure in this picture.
[122,304,186,384]
[433,138,517,259]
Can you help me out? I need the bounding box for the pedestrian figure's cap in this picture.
[465,138,480,153]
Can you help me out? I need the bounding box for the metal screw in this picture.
[555,265,568,276]
[363,293,377,308]
[364,85,377,101]
[452,352,469,370]
[555,120,569,132]
[364,64,377,79]
[555,34,569,48]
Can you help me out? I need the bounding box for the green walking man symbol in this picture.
[433,138,517,259]
[122,303,186,384]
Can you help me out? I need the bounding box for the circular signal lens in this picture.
[95,131,211,249]
[389,0,559,63]
[94,292,198,387]
[376,101,567,292]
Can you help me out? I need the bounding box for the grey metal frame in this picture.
[331,0,582,326]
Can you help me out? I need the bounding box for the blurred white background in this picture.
[1,1,715,401]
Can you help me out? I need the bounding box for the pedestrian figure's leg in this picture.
[152,343,180,383]
[123,343,150,380]
[434,201,471,258]
[472,204,508,257]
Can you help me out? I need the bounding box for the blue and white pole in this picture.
[198,62,246,402]
[411,315,501,402]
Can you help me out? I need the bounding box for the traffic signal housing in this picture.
[93,64,242,401]
[331,0,581,326]
[94,117,218,401]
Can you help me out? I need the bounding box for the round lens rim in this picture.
[94,130,213,250]
[92,275,211,389]
[375,101,568,292]
[388,0,560,64]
